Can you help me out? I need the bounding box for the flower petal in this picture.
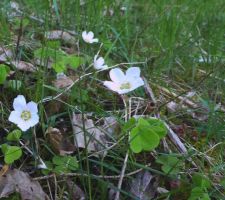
[13,95,26,111]
[94,55,98,62]
[130,78,144,90]
[82,31,87,38]
[97,57,104,66]
[17,121,30,132]
[103,81,120,92]
[8,110,21,124]
[26,101,38,114]
[91,38,99,43]
[126,67,141,79]
[117,89,132,94]
[109,68,126,83]
[87,31,94,39]
[28,113,39,127]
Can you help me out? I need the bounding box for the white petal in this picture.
[103,81,120,92]
[8,110,21,124]
[26,101,38,113]
[130,78,144,90]
[82,31,87,39]
[117,89,131,94]
[91,38,99,43]
[13,95,26,111]
[126,67,141,79]
[87,31,94,39]
[94,55,98,62]
[97,57,104,66]
[17,121,30,132]
[109,68,126,83]
[28,114,39,127]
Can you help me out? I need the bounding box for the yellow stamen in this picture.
[21,111,31,121]
[120,82,131,90]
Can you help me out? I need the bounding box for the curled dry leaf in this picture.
[53,73,74,89]
[66,179,85,200]
[45,30,76,44]
[0,47,13,62]
[46,127,75,155]
[11,61,36,72]
[102,116,120,137]
[72,114,119,155]
[0,169,48,200]
[129,171,157,200]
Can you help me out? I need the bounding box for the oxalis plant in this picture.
[1,30,167,199]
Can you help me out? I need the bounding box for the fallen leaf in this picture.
[102,116,120,136]
[45,30,76,44]
[129,171,157,200]
[11,61,36,72]
[66,179,85,200]
[0,165,9,176]
[46,127,75,155]
[0,169,48,199]
[53,73,74,89]
[0,47,13,62]
[72,114,108,154]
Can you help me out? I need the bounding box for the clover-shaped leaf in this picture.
[7,129,22,141]
[130,118,167,153]
[1,144,22,164]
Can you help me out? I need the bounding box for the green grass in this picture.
[0,0,225,199]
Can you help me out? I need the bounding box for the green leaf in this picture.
[63,55,84,69]
[146,118,167,139]
[52,155,78,174]
[52,62,66,73]
[34,47,66,60]
[188,187,210,200]
[130,118,160,153]
[7,129,22,141]
[41,161,53,175]
[1,144,8,154]
[123,117,136,132]
[0,64,9,84]
[192,173,211,189]
[4,146,22,164]
[156,154,183,174]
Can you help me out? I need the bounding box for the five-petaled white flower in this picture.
[103,67,144,94]
[8,95,39,132]
[94,55,108,70]
[82,31,98,43]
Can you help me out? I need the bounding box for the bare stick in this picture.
[114,95,129,200]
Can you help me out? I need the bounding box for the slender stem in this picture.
[114,95,130,200]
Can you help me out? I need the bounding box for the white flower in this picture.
[94,55,108,70]
[8,95,39,132]
[103,67,144,94]
[82,31,98,43]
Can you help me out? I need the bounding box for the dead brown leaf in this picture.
[11,61,36,72]
[0,169,48,200]
[129,171,157,200]
[72,114,109,154]
[66,179,85,200]
[102,116,120,136]
[53,74,74,89]
[0,47,13,62]
[46,127,75,155]
[45,30,76,44]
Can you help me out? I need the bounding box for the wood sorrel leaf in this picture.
[130,118,167,153]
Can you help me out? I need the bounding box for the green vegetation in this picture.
[0,0,224,199]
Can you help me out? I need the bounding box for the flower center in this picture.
[120,82,131,90]
[21,111,31,121]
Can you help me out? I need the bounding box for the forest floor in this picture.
[0,1,225,200]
